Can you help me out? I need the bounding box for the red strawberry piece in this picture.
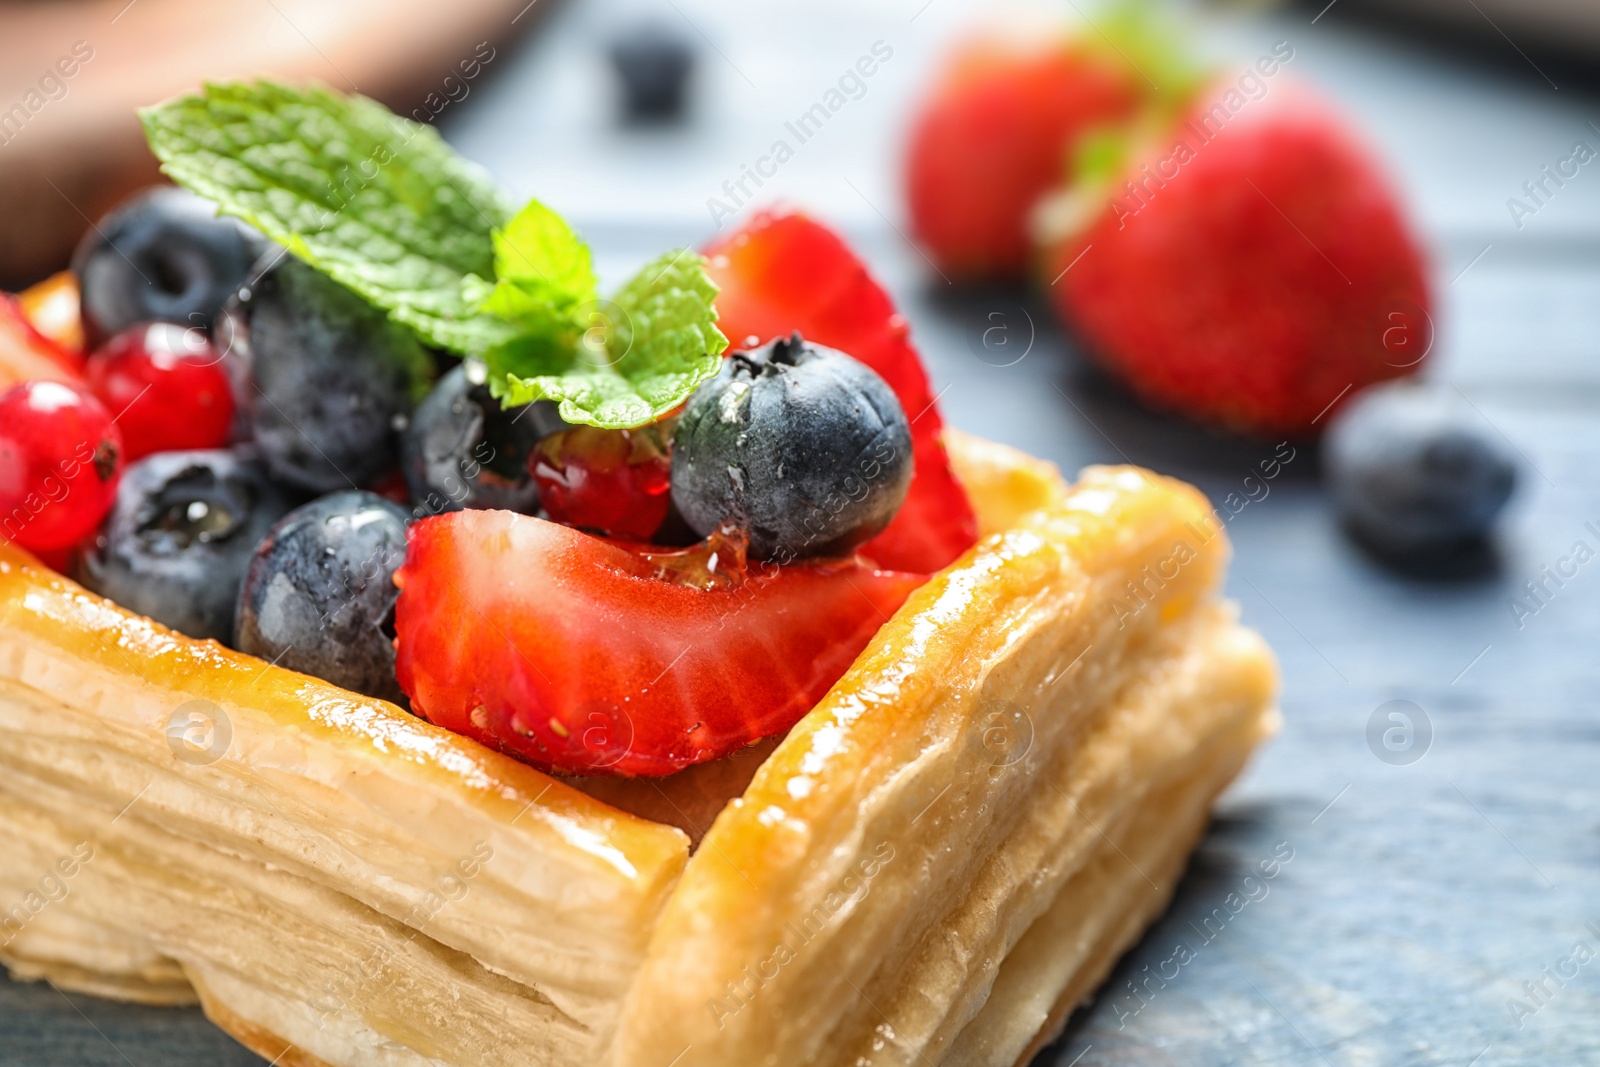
[16,272,87,363]
[1048,78,1431,437]
[704,210,978,574]
[906,32,1143,280]
[0,294,83,391]
[393,509,923,777]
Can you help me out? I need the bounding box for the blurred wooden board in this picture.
[0,0,547,288]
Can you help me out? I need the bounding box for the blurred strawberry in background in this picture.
[903,19,1150,281]
[904,13,1431,438]
[1044,78,1431,437]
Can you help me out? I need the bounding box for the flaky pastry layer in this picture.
[0,432,1275,1066]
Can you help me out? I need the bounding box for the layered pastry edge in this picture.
[0,430,1277,1066]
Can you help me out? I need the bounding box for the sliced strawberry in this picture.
[0,295,83,391]
[393,509,923,777]
[704,211,978,574]
[16,272,86,364]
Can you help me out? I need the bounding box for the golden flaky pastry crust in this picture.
[0,431,1276,1066]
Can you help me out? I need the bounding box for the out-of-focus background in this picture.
[3,0,1599,1064]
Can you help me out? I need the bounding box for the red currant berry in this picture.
[85,323,234,462]
[530,425,672,541]
[0,381,123,553]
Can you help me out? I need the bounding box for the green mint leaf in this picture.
[139,80,516,355]
[482,197,598,344]
[143,82,726,427]
[487,250,729,429]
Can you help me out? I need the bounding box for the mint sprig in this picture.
[487,248,728,427]
[139,81,727,429]
[140,82,516,356]
[483,197,597,339]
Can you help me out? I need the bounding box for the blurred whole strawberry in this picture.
[1044,77,1431,437]
[904,25,1146,281]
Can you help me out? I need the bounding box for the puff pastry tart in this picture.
[0,429,1276,1066]
[0,83,1276,1067]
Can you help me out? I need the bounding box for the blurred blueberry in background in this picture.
[608,22,695,121]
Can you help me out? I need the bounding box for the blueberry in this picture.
[234,491,410,704]
[220,254,429,494]
[79,449,298,642]
[1325,382,1518,555]
[671,333,913,561]
[72,188,264,347]
[608,24,695,120]
[400,364,562,517]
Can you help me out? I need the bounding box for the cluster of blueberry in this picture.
[0,189,916,707]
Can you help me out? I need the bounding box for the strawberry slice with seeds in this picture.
[393,510,923,777]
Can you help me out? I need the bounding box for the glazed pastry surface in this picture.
[613,457,1276,1065]
[0,432,1276,1067]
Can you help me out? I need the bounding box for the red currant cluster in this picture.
[0,310,232,559]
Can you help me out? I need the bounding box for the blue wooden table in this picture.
[5,1,1598,1063]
